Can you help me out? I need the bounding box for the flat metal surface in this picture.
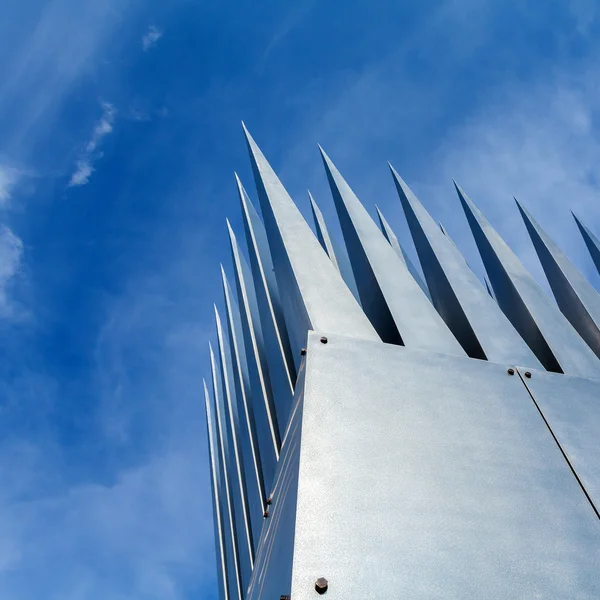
[518,367,600,515]
[289,333,600,600]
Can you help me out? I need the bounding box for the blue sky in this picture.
[1,1,600,598]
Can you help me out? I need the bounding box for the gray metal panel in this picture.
[203,380,229,600]
[215,306,255,585]
[236,178,295,433]
[375,205,431,299]
[290,333,600,600]
[392,168,541,367]
[456,182,600,378]
[209,344,243,600]
[247,359,306,600]
[237,174,297,388]
[228,224,280,493]
[518,201,600,359]
[242,124,380,356]
[221,267,267,539]
[308,191,340,271]
[517,367,600,516]
[573,212,600,276]
[320,147,465,355]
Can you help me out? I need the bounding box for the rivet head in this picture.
[320,336,328,344]
[280,596,290,600]
[524,371,532,379]
[507,368,514,375]
[266,496,272,505]
[315,577,328,594]
[300,348,307,356]
[263,510,269,518]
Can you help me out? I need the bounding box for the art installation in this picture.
[204,125,600,599]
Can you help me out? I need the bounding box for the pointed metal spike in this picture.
[209,342,243,600]
[221,265,267,529]
[390,166,541,367]
[242,126,379,353]
[215,305,255,580]
[484,276,496,300]
[227,223,281,494]
[573,212,600,276]
[375,205,431,300]
[320,146,464,355]
[204,379,230,600]
[455,182,600,378]
[308,190,340,271]
[517,200,600,360]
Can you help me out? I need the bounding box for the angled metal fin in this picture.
[391,167,540,367]
[221,266,267,529]
[517,201,600,360]
[209,342,243,600]
[308,190,340,271]
[236,176,296,425]
[573,212,600,276]
[320,146,464,355]
[242,124,379,354]
[375,205,431,300]
[484,276,496,300]
[228,222,280,493]
[215,305,256,581]
[455,182,600,378]
[204,379,230,600]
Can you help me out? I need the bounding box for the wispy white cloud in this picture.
[142,25,163,51]
[69,102,116,188]
[0,166,20,207]
[0,225,23,319]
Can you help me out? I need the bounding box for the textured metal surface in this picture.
[456,182,600,378]
[228,224,280,493]
[320,146,465,355]
[203,380,229,600]
[289,333,600,600]
[215,306,256,579]
[247,360,306,600]
[518,201,600,359]
[237,175,297,393]
[573,212,600,276]
[518,367,600,516]
[392,167,541,367]
[221,268,267,534]
[243,125,380,356]
[209,344,243,600]
[375,205,431,299]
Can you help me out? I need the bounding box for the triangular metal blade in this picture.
[455,182,600,378]
[375,205,431,300]
[209,342,243,600]
[573,212,600,276]
[308,190,340,271]
[215,305,254,587]
[242,124,379,354]
[320,145,464,355]
[517,200,600,360]
[391,167,540,367]
[228,221,280,493]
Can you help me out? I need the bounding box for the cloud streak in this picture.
[0,225,23,319]
[142,25,163,51]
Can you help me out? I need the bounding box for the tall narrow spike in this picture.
[455,183,600,378]
[215,305,255,582]
[242,125,379,355]
[320,146,464,355]
[573,212,600,276]
[308,190,340,270]
[227,222,280,494]
[221,266,267,530]
[484,276,496,300]
[236,176,296,424]
[390,166,541,367]
[209,343,243,600]
[204,379,229,600]
[517,201,600,360]
[375,205,431,299]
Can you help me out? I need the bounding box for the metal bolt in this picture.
[263,510,269,518]
[300,348,307,356]
[320,336,328,344]
[280,596,290,600]
[315,577,328,594]
[524,371,532,379]
[507,368,514,375]
[266,496,272,505]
